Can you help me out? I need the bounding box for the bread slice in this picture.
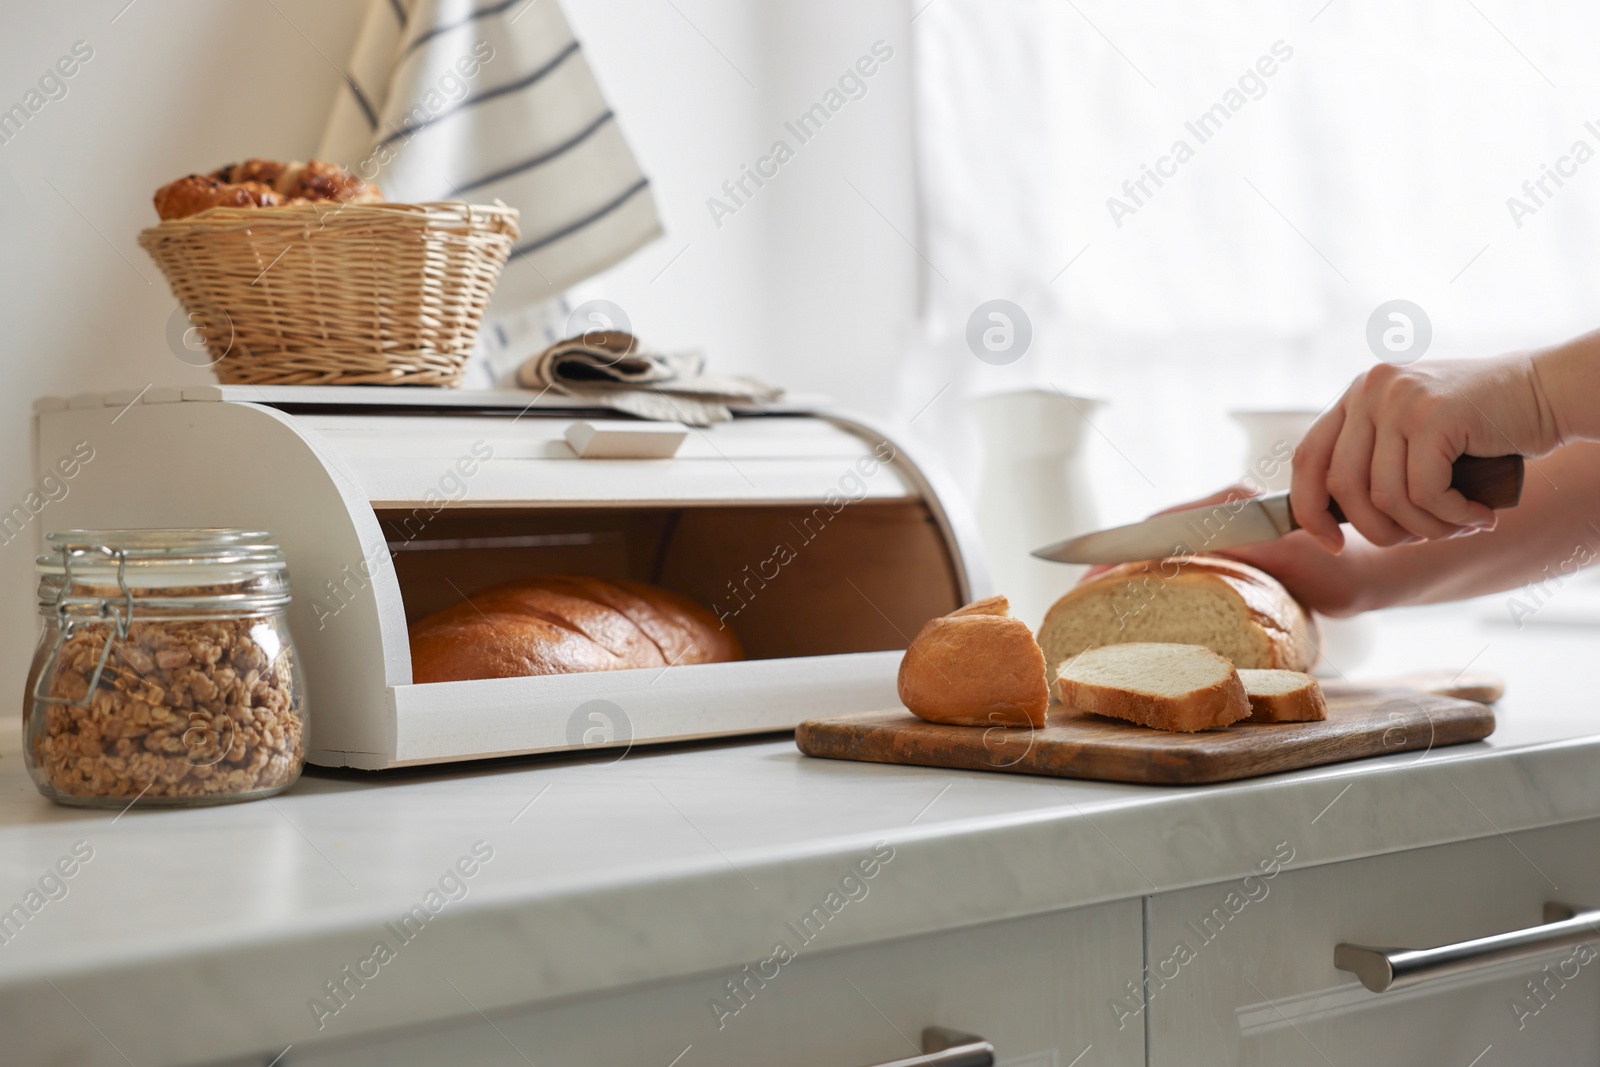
[1054,642,1250,732]
[1038,556,1316,689]
[1238,669,1327,723]
[898,596,1049,728]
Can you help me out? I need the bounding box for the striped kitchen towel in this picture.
[317,0,663,311]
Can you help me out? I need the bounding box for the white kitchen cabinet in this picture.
[286,899,1144,1067]
[1146,820,1600,1066]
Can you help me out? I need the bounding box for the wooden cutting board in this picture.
[795,673,1500,785]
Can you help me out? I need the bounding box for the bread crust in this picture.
[459,584,668,667]
[408,575,741,684]
[1038,555,1317,687]
[1055,643,1251,732]
[533,576,743,666]
[411,612,624,682]
[897,596,1049,728]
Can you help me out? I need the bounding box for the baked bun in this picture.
[897,595,1049,728]
[1038,556,1316,688]
[152,159,382,221]
[212,159,289,187]
[409,576,742,684]
[276,159,382,204]
[153,175,284,221]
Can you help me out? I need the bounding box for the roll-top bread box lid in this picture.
[31,386,987,768]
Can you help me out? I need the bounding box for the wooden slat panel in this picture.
[299,413,914,504]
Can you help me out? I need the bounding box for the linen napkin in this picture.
[518,331,784,425]
[316,0,662,312]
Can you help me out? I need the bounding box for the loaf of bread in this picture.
[1055,642,1251,732]
[152,159,382,221]
[409,575,742,684]
[1238,669,1327,723]
[1038,556,1316,688]
[897,595,1049,728]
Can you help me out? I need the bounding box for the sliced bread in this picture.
[898,595,1049,728]
[1054,642,1250,732]
[1238,669,1327,723]
[1038,556,1316,689]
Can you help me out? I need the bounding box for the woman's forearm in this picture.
[1532,330,1600,445]
[1355,440,1600,609]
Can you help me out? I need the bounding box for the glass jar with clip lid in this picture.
[25,529,306,807]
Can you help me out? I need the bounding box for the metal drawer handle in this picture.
[1336,902,1600,993]
[856,1026,995,1067]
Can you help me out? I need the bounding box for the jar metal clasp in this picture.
[31,545,135,708]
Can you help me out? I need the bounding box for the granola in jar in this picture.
[26,531,306,807]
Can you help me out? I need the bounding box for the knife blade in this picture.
[1031,454,1525,566]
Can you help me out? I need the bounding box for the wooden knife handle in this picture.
[1321,454,1525,526]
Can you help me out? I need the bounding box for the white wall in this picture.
[563,0,918,406]
[0,1,919,705]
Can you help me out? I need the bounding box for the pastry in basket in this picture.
[151,158,383,221]
[152,175,285,220]
[408,575,743,683]
[274,159,380,204]
[213,159,291,187]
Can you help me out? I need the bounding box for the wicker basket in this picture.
[138,201,520,386]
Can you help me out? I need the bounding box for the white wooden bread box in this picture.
[31,386,987,769]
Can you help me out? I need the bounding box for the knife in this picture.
[1031,454,1525,565]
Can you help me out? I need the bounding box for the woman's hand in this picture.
[1074,332,1600,615]
[1291,354,1562,553]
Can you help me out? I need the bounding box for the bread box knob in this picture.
[564,420,689,459]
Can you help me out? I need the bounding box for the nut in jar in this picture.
[26,530,306,807]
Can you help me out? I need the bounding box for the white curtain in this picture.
[902,0,1600,524]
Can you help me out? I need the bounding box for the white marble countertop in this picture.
[3,600,1599,1065]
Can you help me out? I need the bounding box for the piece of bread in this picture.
[1038,556,1316,688]
[1055,642,1251,732]
[409,576,742,684]
[897,595,1049,728]
[1238,668,1327,723]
